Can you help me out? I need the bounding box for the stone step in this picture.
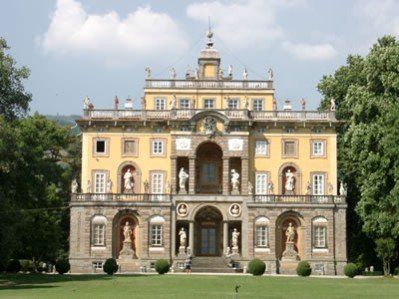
[190,257,235,273]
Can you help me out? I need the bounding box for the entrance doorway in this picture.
[195,206,223,256]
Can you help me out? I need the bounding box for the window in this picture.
[312,174,325,195]
[255,173,268,195]
[255,140,269,156]
[256,226,268,247]
[92,261,103,270]
[151,172,164,194]
[93,171,106,193]
[93,138,109,156]
[151,140,164,155]
[179,99,190,109]
[283,140,297,157]
[96,140,105,153]
[123,139,137,155]
[228,98,239,109]
[312,141,325,156]
[204,99,215,109]
[313,226,327,248]
[202,163,216,183]
[93,224,105,246]
[253,99,264,111]
[151,224,163,246]
[154,98,166,110]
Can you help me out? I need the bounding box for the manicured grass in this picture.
[0,273,398,299]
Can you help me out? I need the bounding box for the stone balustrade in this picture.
[252,195,346,204]
[145,79,273,90]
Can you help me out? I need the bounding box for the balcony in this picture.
[145,79,273,90]
[252,195,345,204]
[82,109,336,122]
[71,193,171,202]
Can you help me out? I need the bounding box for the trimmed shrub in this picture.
[296,261,311,277]
[55,259,70,275]
[344,263,359,278]
[20,260,35,272]
[6,259,21,273]
[155,259,170,274]
[248,259,266,276]
[103,258,118,275]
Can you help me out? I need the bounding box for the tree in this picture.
[0,38,31,120]
[318,36,399,272]
[375,238,397,275]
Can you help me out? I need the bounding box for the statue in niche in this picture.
[231,169,240,192]
[124,169,134,193]
[204,117,216,135]
[232,228,240,248]
[178,168,189,193]
[145,67,151,79]
[123,221,132,242]
[284,169,295,194]
[179,227,187,248]
[71,179,79,193]
[285,222,295,243]
[268,68,274,80]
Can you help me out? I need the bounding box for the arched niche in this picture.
[117,161,142,193]
[275,211,304,260]
[112,209,140,258]
[278,163,302,195]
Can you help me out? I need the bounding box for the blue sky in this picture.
[1,0,398,114]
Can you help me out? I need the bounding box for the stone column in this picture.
[189,157,196,194]
[189,221,195,256]
[171,157,177,194]
[222,157,230,195]
[241,157,249,195]
[171,209,176,256]
[223,221,229,255]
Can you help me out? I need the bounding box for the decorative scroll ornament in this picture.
[175,138,191,151]
[228,138,243,151]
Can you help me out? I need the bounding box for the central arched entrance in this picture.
[196,141,223,194]
[194,206,223,256]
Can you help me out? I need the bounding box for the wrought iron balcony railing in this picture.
[145,79,273,90]
[82,109,336,122]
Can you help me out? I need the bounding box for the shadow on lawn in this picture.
[0,273,148,290]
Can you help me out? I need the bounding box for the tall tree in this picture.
[318,36,399,274]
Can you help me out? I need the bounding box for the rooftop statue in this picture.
[145,67,151,79]
[330,98,336,111]
[268,68,274,80]
[243,68,248,80]
[170,68,177,79]
[228,65,233,77]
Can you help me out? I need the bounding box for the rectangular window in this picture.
[228,98,239,109]
[92,261,103,270]
[96,140,105,153]
[253,99,264,111]
[179,99,190,109]
[93,171,106,193]
[312,141,325,156]
[154,98,166,110]
[93,224,105,246]
[255,140,269,156]
[202,163,216,183]
[151,140,164,155]
[151,224,163,246]
[256,226,268,247]
[204,99,215,109]
[313,226,327,248]
[123,140,136,155]
[283,140,297,156]
[255,173,268,195]
[312,174,325,195]
[151,172,164,194]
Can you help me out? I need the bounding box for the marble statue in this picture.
[179,227,187,248]
[143,180,149,193]
[194,67,199,80]
[306,181,312,195]
[71,179,79,193]
[106,179,112,193]
[285,222,295,242]
[243,68,248,80]
[232,228,240,248]
[330,98,336,111]
[272,98,277,111]
[178,167,189,193]
[170,95,177,110]
[145,67,151,79]
[228,65,233,77]
[268,181,274,194]
[300,98,306,110]
[170,68,177,79]
[83,96,90,109]
[124,169,133,193]
[339,181,347,196]
[248,181,253,195]
[231,169,240,192]
[165,181,171,194]
[218,68,223,79]
[123,221,132,242]
[204,117,216,135]
[268,68,274,80]
[87,180,92,193]
[114,96,119,110]
[285,169,295,194]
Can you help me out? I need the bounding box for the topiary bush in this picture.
[296,261,312,277]
[155,259,170,274]
[55,259,70,275]
[344,263,359,278]
[20,260,35,273]
[103,258,118,275]
[6,259,21,273]
[248,258,266,276]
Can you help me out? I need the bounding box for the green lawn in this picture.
[0,274,398,299]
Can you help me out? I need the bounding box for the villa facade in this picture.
[69,31,347,275]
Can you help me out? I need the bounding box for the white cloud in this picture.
[39,0,188,67]
[282,41,337,61]
[186,0,306,49]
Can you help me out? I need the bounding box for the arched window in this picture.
[312,217,327,249]
[92,215,107,247]
[255,217,270,248]
[150,216,165,247]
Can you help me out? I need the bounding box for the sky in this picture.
[1,0,399,115]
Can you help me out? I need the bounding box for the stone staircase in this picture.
[191,257,237,273]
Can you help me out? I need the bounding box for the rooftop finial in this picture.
[206,16,214,48]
